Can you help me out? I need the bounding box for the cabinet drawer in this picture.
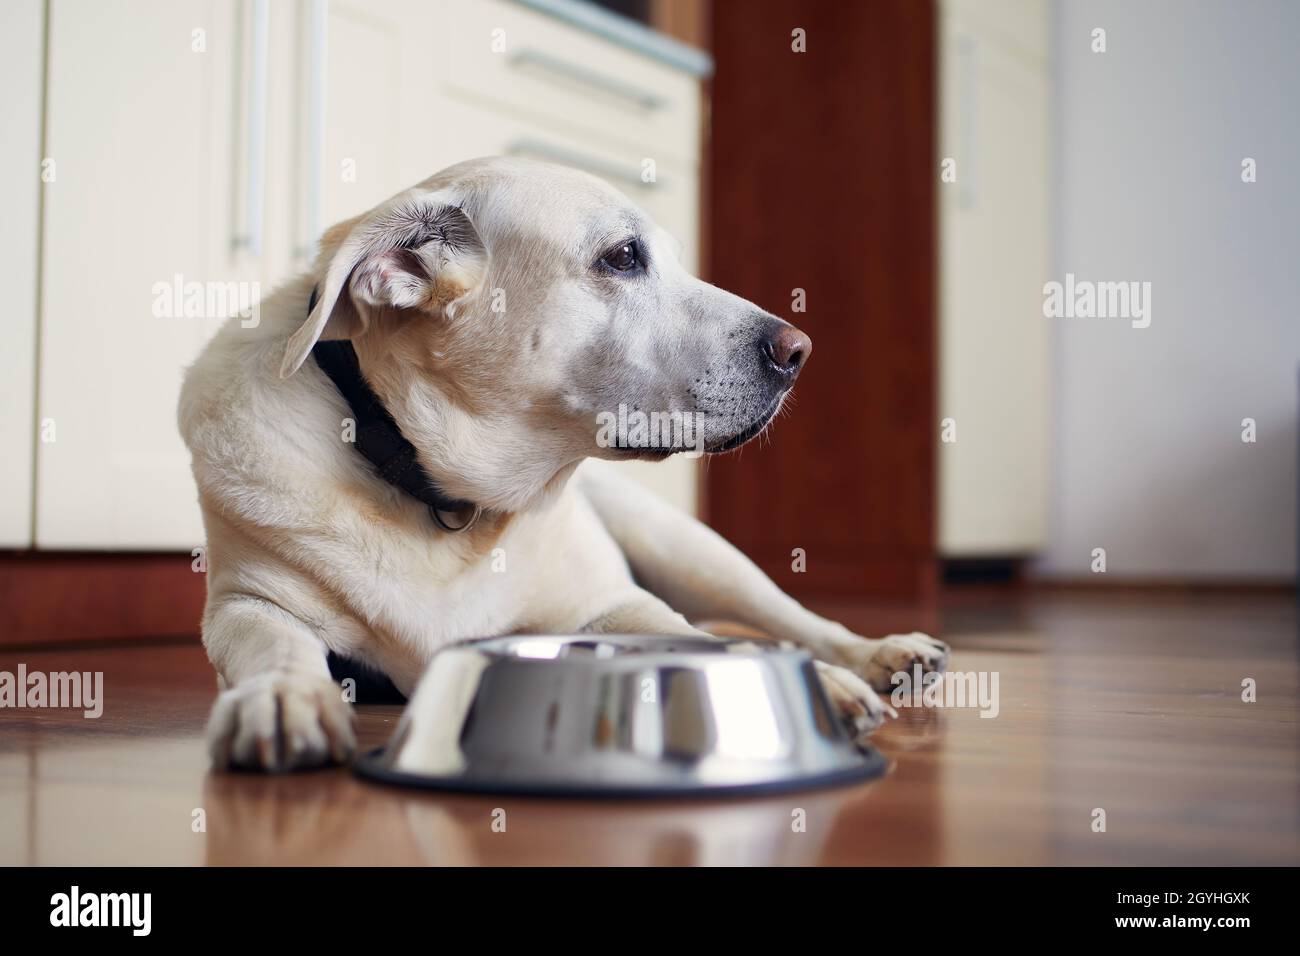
[436,0,701,167]
[428,98,700,271]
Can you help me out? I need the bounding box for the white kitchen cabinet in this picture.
[29,0,708,550]
[35,0,291,548]
[937,0,1051,556]
[437,0,701,166]
[309,0,701,230]
[0,0,44,547]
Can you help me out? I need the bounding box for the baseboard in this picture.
[1027,577,1295,595]
[941,558,1024,586]
[0,551,205,647]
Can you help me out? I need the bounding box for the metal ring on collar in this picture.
[430,504,482,534]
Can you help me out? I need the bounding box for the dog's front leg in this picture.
[579,466,949,693]
[202,592,356,771]
[579,590,699,637]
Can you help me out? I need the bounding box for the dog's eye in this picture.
[599,240,641,273]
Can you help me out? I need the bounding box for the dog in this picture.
[179,157,949,771]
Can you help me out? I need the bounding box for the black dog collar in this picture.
[307,286,481,533]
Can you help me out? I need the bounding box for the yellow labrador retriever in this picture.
[180,157,948,771]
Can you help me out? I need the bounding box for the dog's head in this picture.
[281,157,811,509]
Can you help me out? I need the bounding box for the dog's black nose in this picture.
[761,323,812,376]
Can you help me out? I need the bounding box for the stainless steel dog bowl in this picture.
[354,634,886,797]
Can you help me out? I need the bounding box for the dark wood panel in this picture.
[0,552,203,646]
[704,0,937,599]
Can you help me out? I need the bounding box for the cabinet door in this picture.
[37,0,256,548]
[938,0,1050,555]
[295,0,453,261]
[0,0,44,547]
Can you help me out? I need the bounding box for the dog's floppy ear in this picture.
[280,193,487,377]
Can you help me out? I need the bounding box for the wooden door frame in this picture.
[703,0,938,602]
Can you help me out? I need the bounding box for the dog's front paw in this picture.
[207,669,356,772]
[839,631,951,693]
[814,660,897,741]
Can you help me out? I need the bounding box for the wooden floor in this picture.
[1,590,1296,865]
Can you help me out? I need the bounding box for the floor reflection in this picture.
[201,767,889,866]
[4,592,1297,865]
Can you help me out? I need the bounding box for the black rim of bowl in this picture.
[350,744,888,800]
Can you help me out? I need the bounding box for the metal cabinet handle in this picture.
[956,32,979,210]
[506,138,660,189]
[234,0,269,256]
[509,47,668,111]
[299,0,327,262]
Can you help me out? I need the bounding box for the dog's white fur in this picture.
[180,158,948,770]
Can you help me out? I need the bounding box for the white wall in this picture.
[1036,0,1299,580]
